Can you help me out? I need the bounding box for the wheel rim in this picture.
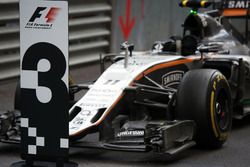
[215,93,230,131]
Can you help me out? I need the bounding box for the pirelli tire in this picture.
[176,69,232,148]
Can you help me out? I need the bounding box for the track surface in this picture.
[0,64,250,167]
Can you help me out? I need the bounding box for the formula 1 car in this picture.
[1,0,250,155]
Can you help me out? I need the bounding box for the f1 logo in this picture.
[29,7,60,23]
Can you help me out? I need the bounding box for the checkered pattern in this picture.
[21,117,69,155]
[60,138,69,148]
[21,118,46,155]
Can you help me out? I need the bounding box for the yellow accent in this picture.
[216,75,222,82]
[200,1,207,7]
[219,133,229,141]
[213,81,216,91]
[182,0,188,7]
[69,74,75,86]
[210,91,219,137]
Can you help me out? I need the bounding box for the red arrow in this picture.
[119,0,136,40]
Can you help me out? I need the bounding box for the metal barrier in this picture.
[0,0,112,81]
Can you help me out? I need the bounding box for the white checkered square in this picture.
[36,137,45,147]
[60,138,69,148]
[20,118,29,128]
[28,145,37,155]
[28,127,37,137]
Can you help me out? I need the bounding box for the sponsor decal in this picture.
[90,88,117,93]
[80,110,91,116]
[162,71,184,87]
[72,117,86,125]
[116,130,144,137]
[25,7,60,29]
[70,127,80,130]
[104,80,121,85]
[224,0,250,9]
[79,103,106,108]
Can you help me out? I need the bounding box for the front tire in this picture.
[176,69,232,148]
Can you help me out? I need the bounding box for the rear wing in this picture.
[209,0,250,17]
[216,0,250,44]
[222,0,250,17]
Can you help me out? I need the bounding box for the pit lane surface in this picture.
[0,64,250,167]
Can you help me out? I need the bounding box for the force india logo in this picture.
[225,1,250,9]
[25,7,60,29]
[162,71,184,87]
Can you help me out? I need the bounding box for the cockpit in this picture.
[152,13,230,56]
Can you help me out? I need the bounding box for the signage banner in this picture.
[20,0,69,161]
[223,0,250,9]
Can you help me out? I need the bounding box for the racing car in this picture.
[0,0,250,156]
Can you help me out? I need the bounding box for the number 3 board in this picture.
[19,0,69,161]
